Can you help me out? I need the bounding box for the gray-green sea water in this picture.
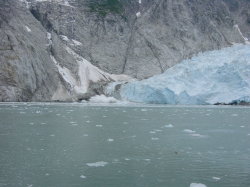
[0,103,250,187]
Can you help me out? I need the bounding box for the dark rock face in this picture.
[0,0,249,101]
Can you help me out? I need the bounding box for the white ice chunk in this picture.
[164,124,174,128]
[184,129,196,133]
[212,177,221,181]
[86,161,108,167]
[151,137,159,140]
[80,175,86,179]
[190,133,206,138]
[231,114,238,117]
[190,183,207,187]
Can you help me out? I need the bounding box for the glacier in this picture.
[119,44,250,105]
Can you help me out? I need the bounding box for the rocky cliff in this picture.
[0,0,249,102]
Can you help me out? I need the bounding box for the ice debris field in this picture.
[120,44,250,105]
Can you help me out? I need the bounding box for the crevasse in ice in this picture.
[120,44,250,105]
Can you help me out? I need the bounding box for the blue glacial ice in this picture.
[120,44,250,105]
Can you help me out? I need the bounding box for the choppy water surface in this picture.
[0,103,250,187]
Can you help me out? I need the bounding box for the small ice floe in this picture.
[151,137,159,141]
[25,26,31,32]
[96,125,103,127]
[86,120,91,123]
[149,131,156,134]
[247,134,250,136]
[136,12,141,18]
[107,138,114,142]
[124,158,130,161]
[240,126,245,128]
[184,129,196,133]
[70,122,77,124]
[56,113,61,116]
[83,134,88,137]
[212,177,221,181]
[80,175,86,179]
[190,134,206,138]
[231,114,238,117]
[144,159,151,161]
[36,110,41,114]
[41,122,46,125]
[86,161,108,167]
[112,159,119,163]
[102,115,107,118]
[29,122,34,125]
[45,173,50,176]
[164,124,174,128]
[154,129,162,132]
[141,108,147,112]
[50,134,55,137]
[123,122,128,124]
[190,183,207,187]
[27,184,33,187]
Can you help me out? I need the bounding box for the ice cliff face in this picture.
[0,0,250,101]
[117,44,250,105]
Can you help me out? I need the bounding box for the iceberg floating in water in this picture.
[190,183,207,187]
[120,44,250,105]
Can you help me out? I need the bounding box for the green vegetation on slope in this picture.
[87,0,124,17]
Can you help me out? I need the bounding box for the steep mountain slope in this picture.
[0,0,249,101]
[0,0,131,102]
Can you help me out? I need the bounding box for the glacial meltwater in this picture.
[0,103,250,187]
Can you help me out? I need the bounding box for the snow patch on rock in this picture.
[234,24,249,43]
[71,39,82,46]
[65,46,132,94]
[25,26,31,32]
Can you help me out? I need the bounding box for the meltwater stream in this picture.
[0,103,250,187]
